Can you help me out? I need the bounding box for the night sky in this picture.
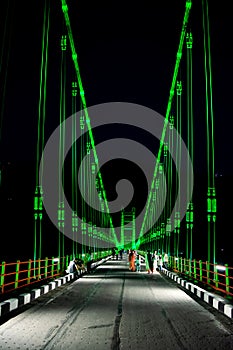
[0,1,232,262]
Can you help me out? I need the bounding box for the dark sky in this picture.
[0,0,232,173]
[0,0,232,261]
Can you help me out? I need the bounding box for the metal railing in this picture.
[0,250,111,295]
[169,256,233,298]
[2,252,232,299]
[0,256,68,295]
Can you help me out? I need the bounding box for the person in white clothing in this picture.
[153,251,158,271]
[163,252,169,269]
[157,255,163,271]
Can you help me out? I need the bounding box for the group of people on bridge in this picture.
[66,249,169,277]
[145,250,169,274]
[127,249,169,273]
[66,251,93,278]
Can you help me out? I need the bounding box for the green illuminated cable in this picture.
[61,0,118,247]
[202,0,216,263]
[138,0,192,246]
[36,2,50,188]
[34,0,50,264]
[80,101,87,254]
[186,32,194,260]
[58,38,66,263]
[167,115,175,254]
[175,79,182,258]
[71,79,78,257]
[174,79,183,258]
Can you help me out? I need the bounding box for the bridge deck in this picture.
[0,254,233,349]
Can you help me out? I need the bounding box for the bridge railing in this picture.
[2,253,232,299]
[0,256,69,295]
[170,257,233,298]
[0,251,111,295]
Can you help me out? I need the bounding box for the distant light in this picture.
[175,257,179,261]
[53,257,59,263]
[216,265,226,271]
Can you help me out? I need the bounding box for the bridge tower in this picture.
[120,207,136,250]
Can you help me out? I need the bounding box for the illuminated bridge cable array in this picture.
[136,0,192,252]
[136,0,217,265]
[32,0,217,264]
[62,0,191,254]
[34,0,119,263]
[60,0,118,248]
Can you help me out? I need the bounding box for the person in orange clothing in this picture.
[128,249,136,271]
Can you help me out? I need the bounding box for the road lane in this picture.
[0,255,233,350]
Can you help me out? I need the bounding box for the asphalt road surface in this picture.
[0,254,233,350]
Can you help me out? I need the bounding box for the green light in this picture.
[175,212,180,228]
[86,141,91,154]
[72,81,78,96]
[212,199,217,213]
[176,81,182,95]
[62,4,68,12]
[186,32,193,49]
[34,196,38,211]
[159,163,163,174]
[169,115,174,128]
[72,53,77,61]
[88,224,92,235]
[72,213,78,232]
[207,187,217,213]
[61,35,67,51]
[91,163,95,174]
[163,142,168,157]
[80,115,85,129]
[39,197,43,210]
[81,218,86,235]
[186,0,192,9]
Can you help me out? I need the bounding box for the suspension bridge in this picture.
[0,0,233,348]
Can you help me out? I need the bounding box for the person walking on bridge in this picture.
[146,250,154,274]
[163,252,169,269]
[158,255,163,271]
[128,249,136,271]
[153,250,158,271]
[136,254,141,272]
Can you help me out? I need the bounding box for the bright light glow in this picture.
[80,277,102,283]
[53,257,60,262]
[123,285,193,304]
[216,265,226,271]
[96,264,127,270]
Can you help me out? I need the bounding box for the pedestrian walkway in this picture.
[0,253,233,350]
